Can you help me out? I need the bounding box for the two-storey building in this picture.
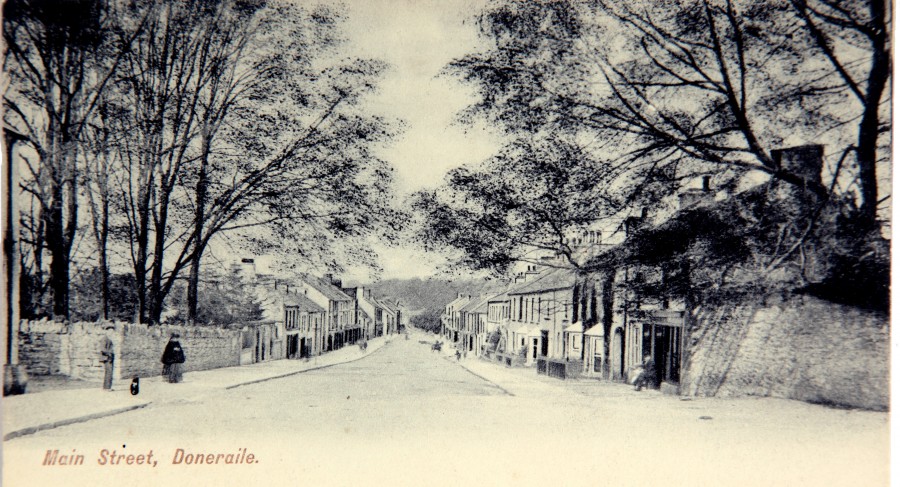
[299,275,355,352]
[283,291,326,358]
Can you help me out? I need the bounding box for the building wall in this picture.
[508,289,572,360]
[682,295,889,410]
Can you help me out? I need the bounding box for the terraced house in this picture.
[458,294,492,356]
[299,275,356,352]
[279,289,325,359]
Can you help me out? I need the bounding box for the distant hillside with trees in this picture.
[361,278,503,315]
[354,277,503,334]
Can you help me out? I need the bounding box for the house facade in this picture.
[441,294,471,344]
[459,295,492,356]
[506,268,577,373]
[299,275,356,352]
[283,292,326,359]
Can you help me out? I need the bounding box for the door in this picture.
[287,335,299,359]
[615,329,625,379]
[645,324,682,385]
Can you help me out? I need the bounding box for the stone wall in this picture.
[17,320,242,382]
[17,321,65,376]
[118,324,241,379]
[682,295,889,410]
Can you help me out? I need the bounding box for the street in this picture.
[3,331,889,487]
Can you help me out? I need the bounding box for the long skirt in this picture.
[102,361,114,390]
[163,363,183,383]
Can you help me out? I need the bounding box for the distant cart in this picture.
[431,341,442,352]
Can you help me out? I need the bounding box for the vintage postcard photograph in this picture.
[0,0,891,485]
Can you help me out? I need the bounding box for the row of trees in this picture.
[4,0,402,323]
[416,0,890,294]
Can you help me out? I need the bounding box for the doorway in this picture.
[641,323,681,384]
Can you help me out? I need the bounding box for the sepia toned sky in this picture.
[342,0,500,193]
[338,0,503,282]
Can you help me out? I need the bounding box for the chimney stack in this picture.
[772,145,824,182]
[771,144,824,191]
[679,178,716,210]
[625,209,647,237]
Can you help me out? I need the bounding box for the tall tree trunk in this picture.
[187,127,211,324]
[134,167,152,323]
[45,178,68,319]
[148,186,170,324]
[856,0,890,230]
[86,160,111,320]
[95,183,110,321]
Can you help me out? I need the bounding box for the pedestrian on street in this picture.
[161,333,186,383]
[634,354,657,391]
[99,327,115,391]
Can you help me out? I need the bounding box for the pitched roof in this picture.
[508,268,577,295]
[487,293,509,303]
[373,297,395,312]
[446,295,471,308]
[460,294,494,313]
[301,275,353,301]
[283,291,326,313]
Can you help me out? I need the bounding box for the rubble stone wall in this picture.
[17,320,242,382]
[683,296,889,410]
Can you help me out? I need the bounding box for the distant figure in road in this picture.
[161,333,186,383]
[633,355,657,391]
[99,328,115,391]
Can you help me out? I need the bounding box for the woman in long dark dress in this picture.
[161,333,186,383]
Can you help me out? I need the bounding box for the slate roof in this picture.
[460,294,495,314]
[487,293,509,303]
[507,268,577,295]
[283,291,326,313]
[301,275,353,301]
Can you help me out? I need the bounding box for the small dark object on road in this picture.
[130,377,140,396]
[699,416,713,420]
[432,341,442,352]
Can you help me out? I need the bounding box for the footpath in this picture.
[2,336,390,441]
[427,334,665,403]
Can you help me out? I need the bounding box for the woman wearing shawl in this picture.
[161,333,186,383]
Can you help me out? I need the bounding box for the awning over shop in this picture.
[584,324,604,336]
[525,326,544,337]
[564,322,583,333]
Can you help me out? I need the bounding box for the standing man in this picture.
[99,328,115,391]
